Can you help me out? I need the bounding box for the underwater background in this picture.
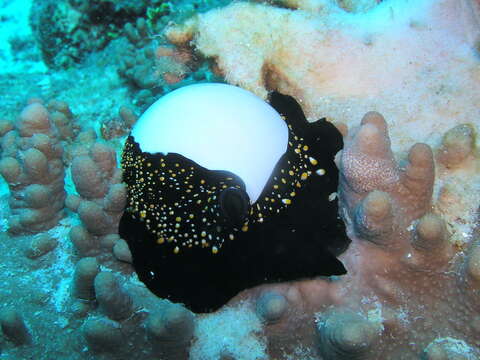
[0,0,480,359]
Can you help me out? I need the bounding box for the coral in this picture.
[1,0,479,359]
[436,124,476,170]
[94,272,134,321]
[255,291,288,323]
[117,18,223,108]
[66,141,126,244]
[224,113,480,359]
[100,106,138,140]
[317,309,379,359]
[338,111,435,228]
[77,275,196,359]
[112,238,133,263]
[0,106,478,359]
[24,234,58,259]
[66,128,98,163]
[68,224,97,257]
[0,101,66,234]
[422,337,480,360]
[0,309,31,346]
[146,304,195,359]
[165,0,480,139]
[29,0,153,68]
[83,317,124,353]
[29,0,231,69]
[73,257,100,301]
[47,100,80,141]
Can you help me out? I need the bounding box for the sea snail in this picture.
[119,83,349,313]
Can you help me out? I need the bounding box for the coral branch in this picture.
[0,102,66,234]
[339,112,435,236]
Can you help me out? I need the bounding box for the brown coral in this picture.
[66,141,127,256]
[0,99,478,359]
[0,309,31,346]
[223,112,479,359]
[0,102,66,234]
[437,124,476,169]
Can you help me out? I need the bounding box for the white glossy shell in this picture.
[131,83,288,202]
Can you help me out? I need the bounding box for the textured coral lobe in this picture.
[339,111,435,234]
[227,111,480,360]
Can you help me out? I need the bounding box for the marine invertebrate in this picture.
[119,83,349,312]
[338,111,435,225]
[0,101,477,360]
[146,304,195,359]
[73,257,100,301]
[94,272,134,321]
[29,0,162,68]
[24,234,58,259]
[0,309,31,346]
[165,0,480,144]
[0,101,66,234]
[47,100,79,141]
[117,20,221,108]
[66,141,127,248]
[100,106,138,140]
[78,273,196,360]
[1,0,479,358]
[436,124,476,170]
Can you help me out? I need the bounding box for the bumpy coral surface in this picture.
[0,0,479,359]
[227,112,480,359]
